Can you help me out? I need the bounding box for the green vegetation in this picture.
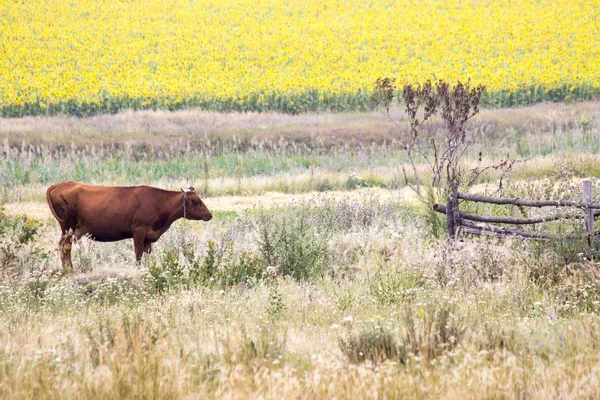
[2,102,600,204]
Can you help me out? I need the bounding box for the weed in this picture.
[256,205,331,280]
[0,208,47,278]
[340,319,399,364]
[219,250,264,288]
[368,261,426,305]
[219,325,287,368]
[267,273,285,320]
[399,300,466,362]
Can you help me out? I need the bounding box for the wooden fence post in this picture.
[445,180,460,239]
[583,180,594,252]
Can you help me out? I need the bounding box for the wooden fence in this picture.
[434,180,600,249]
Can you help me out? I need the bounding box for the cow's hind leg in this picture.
[133,231,150,263]
[59,230,74,271]
[143,241,152,256]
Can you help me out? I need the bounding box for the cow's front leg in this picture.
[59,230,74,271]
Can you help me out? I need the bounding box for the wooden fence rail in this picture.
[457,192,600,209]
[434,180,599,250]
[433,204,600,225]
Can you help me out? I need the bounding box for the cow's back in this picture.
[46,182,145,241]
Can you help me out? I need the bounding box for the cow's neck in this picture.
[160,192,187,230]
[174,192,187,222]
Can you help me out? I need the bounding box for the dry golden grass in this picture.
[2,241,600,399]
[2,101,598,149]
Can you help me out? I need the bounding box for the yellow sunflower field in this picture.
[1,0,598,116]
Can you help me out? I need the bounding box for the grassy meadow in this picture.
[1,102,600,398]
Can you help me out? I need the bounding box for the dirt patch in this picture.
[4,187,422,221]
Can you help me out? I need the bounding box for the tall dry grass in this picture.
[1,188,600,398]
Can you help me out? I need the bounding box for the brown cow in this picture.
[46,182,212,270]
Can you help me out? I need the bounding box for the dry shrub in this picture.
[340,299,466,365]
[218,325,287,369]
[339,320,398,364]
[399,300,466,362]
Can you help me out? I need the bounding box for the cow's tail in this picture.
[46,184,66,223]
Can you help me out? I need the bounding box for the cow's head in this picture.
[182,187,212,221]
